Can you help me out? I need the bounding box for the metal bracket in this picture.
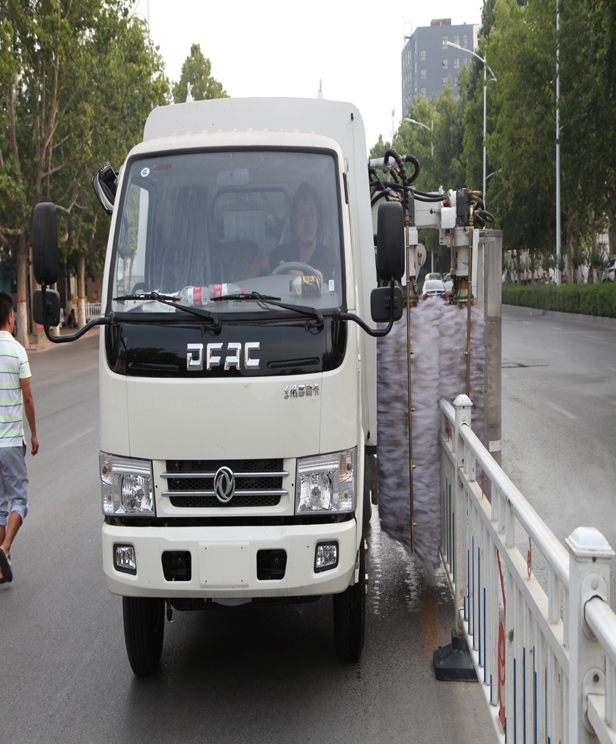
[581,574,608,639]
[582,669,604,734]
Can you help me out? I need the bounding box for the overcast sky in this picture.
[136,0,484,150]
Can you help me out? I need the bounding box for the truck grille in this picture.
[162,459,288,508]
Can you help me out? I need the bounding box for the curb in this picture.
[503,304,616,328]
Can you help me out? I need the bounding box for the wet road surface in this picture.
[0,332,495,743]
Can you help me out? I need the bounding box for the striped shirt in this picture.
[0,331,31,448]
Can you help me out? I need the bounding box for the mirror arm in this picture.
[40,283,112,344]
[334,278,397,338]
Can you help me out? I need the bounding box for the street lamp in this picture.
[485,168,503,205]
[446,41,496,210]
[405,117,435,270]
[404,117,433,157]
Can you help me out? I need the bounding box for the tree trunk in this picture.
[77,250,86,328]
[15,233,28,348]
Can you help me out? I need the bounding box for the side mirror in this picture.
[376,201,405,282]
[32,202,59,285]
[33,289,61,327]
[370,286,403,323]
[92,161,117,215]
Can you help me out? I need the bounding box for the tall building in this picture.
[401,19,479,116]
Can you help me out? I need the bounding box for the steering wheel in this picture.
[271,262,320,276]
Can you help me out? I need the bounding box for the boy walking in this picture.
[0,292,38,584]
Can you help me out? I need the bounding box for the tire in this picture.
[333,547,366,662]
[122,597,165,676]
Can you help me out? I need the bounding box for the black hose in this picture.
[475,208,495,224]
[371,190,394,206]
[412,192,448,203]
[402,154,420,185]
[383,149,410,215]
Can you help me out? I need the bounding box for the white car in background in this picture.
[602,257,616,282]
[443,272,453,293]
[422,279,447,300]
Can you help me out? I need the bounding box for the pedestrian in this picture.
[0,292,38,584]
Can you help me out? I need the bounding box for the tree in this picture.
[172,44,228,103]
[480,0,557,256]
[0,0,170,341]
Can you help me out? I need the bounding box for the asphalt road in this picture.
[500,305,616,600]
[0,331,494,744]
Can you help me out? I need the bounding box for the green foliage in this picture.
[369,135,390,161]
[0,0,170,252]
[502,282,616,318]
[172,44,228,103]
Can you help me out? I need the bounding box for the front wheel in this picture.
[123,597,165,676]
[333,547,366,662]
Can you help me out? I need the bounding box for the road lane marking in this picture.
[511,336,524,342]
[588,335,604,341]
[546,402,577,420]
[550,326,563,331]
[59,427,96,448]
[548,348,565,355]
[522,321,532,325]
[608,367,616,373]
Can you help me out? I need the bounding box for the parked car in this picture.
[602,257,616,282]
[422,279,447,300]
[443,273,453,293]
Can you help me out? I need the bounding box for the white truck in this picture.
[33,96,492,676]
[32,97,410,674]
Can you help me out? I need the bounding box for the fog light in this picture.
[315,542,338,573]
[114,544,136,575]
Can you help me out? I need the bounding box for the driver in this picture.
[247,182,335,280]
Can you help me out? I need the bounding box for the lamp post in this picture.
[405,117,435,270]
[556,2,561,285]
[404,117,433,157]
[446,41,496,209]
[485,168,503,206]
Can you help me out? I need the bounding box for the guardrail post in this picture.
[566,527,615,743]
[453,394,472,633]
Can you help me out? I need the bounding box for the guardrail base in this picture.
[433,631,477,681]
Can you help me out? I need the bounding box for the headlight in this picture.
[99,452,155,516]
[295,449,356,514]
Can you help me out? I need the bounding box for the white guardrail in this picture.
[440,394,616,744]
[86,302,101,320]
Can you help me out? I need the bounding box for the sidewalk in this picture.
[27,326,100,353]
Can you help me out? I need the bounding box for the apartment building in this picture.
[401,19,479,115]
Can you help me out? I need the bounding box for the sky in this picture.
[135,0,484,151]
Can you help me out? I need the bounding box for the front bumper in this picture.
[102,520,358,598]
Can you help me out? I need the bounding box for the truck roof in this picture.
[143,97,367,163]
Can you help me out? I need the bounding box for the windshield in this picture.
[111,150,344,315]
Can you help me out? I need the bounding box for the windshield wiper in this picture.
[114,291,221,329]
[213,291,324,329]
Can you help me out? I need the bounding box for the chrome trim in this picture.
[163,489,288,498]
[161,471,289,479]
